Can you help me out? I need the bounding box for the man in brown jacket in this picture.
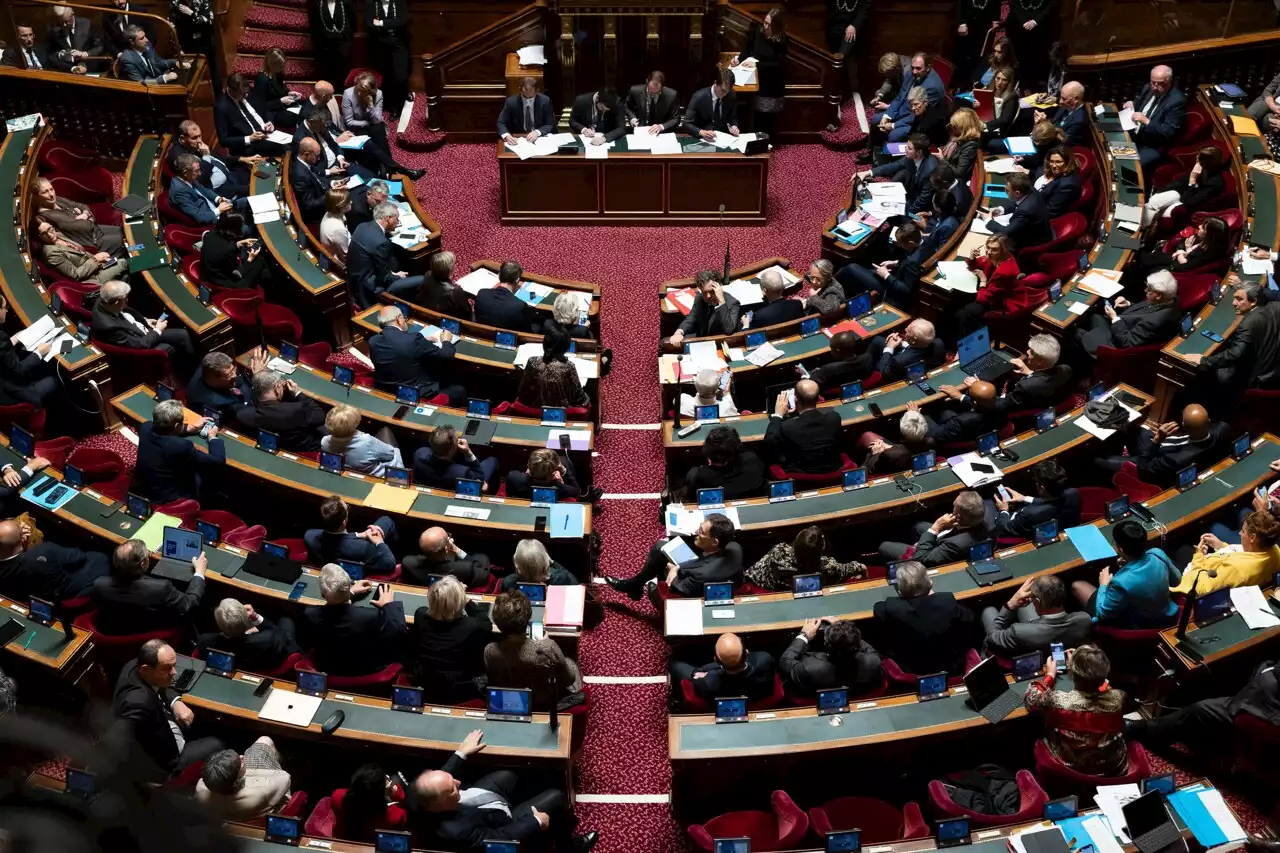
[31,177,123,253]
[35,220,127,285]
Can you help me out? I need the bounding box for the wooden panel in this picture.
[503,159,600,215]
[668,159,763,214]
[603,161,665,213]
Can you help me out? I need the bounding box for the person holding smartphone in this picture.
[1024,644,1130,777]
[1183,280,1280,400]
[981,575,1092,659]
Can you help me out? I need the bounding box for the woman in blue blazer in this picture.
[1034,146,1083,218]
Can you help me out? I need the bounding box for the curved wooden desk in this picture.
[0,594,94,680]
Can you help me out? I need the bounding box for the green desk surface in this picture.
[724,305,904,371]
[123,136,222,332]
[668,436,1280,635]
[248,162,341,294]
[1218,102,1272,166]
[666,351,1018,447]
[113,388,590,537]
[1167,296,1238,358]
[1180,597,1280,659]
[0,128,97,368]
[1252,168,1279,250]
[359,314,598,377]
[0,597,86,668]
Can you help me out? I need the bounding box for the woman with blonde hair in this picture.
[321,404,402,477]
[252,47,302,128]
[982,66,1021,148]
[1017,120,1067,176]
[340,71,426,180]
[500,538,578,591]
[941,108,983,181]
[319,188,351,267]
[407,575,490,702]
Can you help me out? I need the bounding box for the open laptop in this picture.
[150,526,204,584]
[956,327,1012,382]
[1121,790,1181,853]
[962,655,1022,723]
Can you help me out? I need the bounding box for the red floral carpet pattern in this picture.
[242,3,309,31]
[232,54,318,80]
[238,28,312,54]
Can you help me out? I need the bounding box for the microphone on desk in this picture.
[719,203,731,287]
[672,354,684,430]
[548,672,559,733]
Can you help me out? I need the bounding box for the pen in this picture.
[24,630,36,650]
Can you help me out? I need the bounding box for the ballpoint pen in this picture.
[23,630,36,650]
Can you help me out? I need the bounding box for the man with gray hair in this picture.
[679,369,739,420]
[93,540,207,635]
[167,120,254,196]
[118,23,187,83]
[747,268,804,329]
[91,279,196,371]
[234,369,327,452]
[169,151,235,225]
[872,559,977,675]
[1123,64,1187,174]
[134,397,225,504]
[196,738,292,820]
[995,333,1073,413]
[367,304,466,404]
[301,563,406,675]
[187,348,267,420]
[870,318,946,382]
[879,489,990,566]
[350,178,390,227]
[1072,269,1181,363]
[348,200,424,308]
[196,597,300,673]
[47,4,100,73]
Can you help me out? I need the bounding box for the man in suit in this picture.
[927,380,1008,444]
[1184,280,1280,396]
[874,319,946,380]
[747,269,804,329]
[412,424,500,492]
[0,457,51,519]
[368,305,466,404]
[347,179,389,228]
[765,379,843,473]
[186,349,264,422]
[1,25,51,70]
[401,526,493,588]
[879,490,990,565]
[410,730,600,853]
[838,224,929,311]
[682,68,740,140]
[304,495,397,576]
[1127,659,1280,748]
[117,24,186,83]
[1072,270,1181,363]
[875,52,945,143]
[93,539,207,635]
[170,153,238,225]
[46,5,101,73]
[808,331,869,391]
[779,618,883,696]
[35,220,127,286]
[302,563,406,675]
[626,70,681,134]
[0,297,58,410]
[498,77,555,144]
[569,87,627,145]
[169,120,254,200]
[996,334,1073,413]
[670,632,777,705]
[234,370,328,453]
[364,0,411,115]
[215,73,289,158]
[868,133,937,214]
[134,398,226,503]
[992,459,1082,541]
[982,575,1093,657]
[605,514,742,606]
[1124,65,1187,174]
[196,598,300,674]
[873,560,977,675]
[102,0,151,54]
[0,519,109,603]
[665,271,742,350]
[112,639,224,781]
[1095,403,1229,487]
[983,172,1054,249]
[91,280,196,371]
[348,202,425,307]
[291,138,343,221]
[1036,81,1089,146]
[31,178,123,254]
[473,260,538,331]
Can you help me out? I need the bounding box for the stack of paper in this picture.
[971,213,1012,235]
[1229,114,1261,137]
[948,452,1004,487]
[686,340,726,371]
[934,261,980,293]
[1094,783,1142,844]
[661,536,699,565]
[730,65,757,87]
[514,342,544,367]
[665,505,741,535]
[745,341,783,366]
[505,137,561,159]
[13,314,74,361]
[266,130,294,146]
[247,193,281,224]
[1229,585,1280,628]
[1241,253,1276,275]
[985,157,1021,174]
[515,45,546,65]
[338,135,370,149]
[568,354,599,384]
[1114,203,1141,224]
[710,131,759,153]
[660,354,697,384]
[1076,270,1124,298]
[544,585,586,627]
[651,134,683,155]
[724,280,764,306]
[1167,785,1247,852]
[456,267,500,296]
[584,143,608,159]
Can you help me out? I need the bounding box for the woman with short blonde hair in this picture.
[407,574,491,703]
[320,405,402,476]
[501,538,578,591]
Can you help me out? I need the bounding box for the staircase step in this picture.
[243,3,309,30]
[233,54,317,79]
[238,27,313,55]
[391,98,445,152]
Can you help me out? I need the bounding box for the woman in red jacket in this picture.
[332,764,407,841]
[956,234,1029,336]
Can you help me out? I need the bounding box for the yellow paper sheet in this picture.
[366,482,417,514]
[135,513,184,552]
[1230,114,1262,137]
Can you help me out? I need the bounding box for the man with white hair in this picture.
[91,280,196,371]
[1037,81,1088,146]
[1123,65,1187,174]
[46,4,101,73]
[196,598,300,673]
[1072,270,1181,362]
[234,369,328,452]
[679,369,739,419]
[747,268,804,329]
[879,489,990,566]
[860,408,931,475]
[996,333,1073,412]
[367,304,466,404]
[135,397,225,503]
[869,318,946,382]
[348,201,424,308]
[301,563,405,675]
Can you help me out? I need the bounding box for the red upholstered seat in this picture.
[92,336,172,388]
[195,509,246,534]
[49,281,98,323]
[810,796,929,842]
[298,342,333,369]
[303,796,337,838]
[932,57,956,89]
[1173,108,1210,147]
[1077,486,1119,522]
[927,769,1048,827]
[48,171,113,203]
[156,498,200,528]
[768,453,857,487]
[39,141,99,173]
[167,760,205,790]
[680,674,786,713]
[494,400,591,421]
[224,525,267,551]
[1033,739,1150,796]
[882,649,981,692]
[688,790,809,852]
[325,663,403,694]
[273,537,309,563]
[66,447,125,482]
[58,595,95,616]
[0,404,45,437]
[158,190,198,227]
[72,610,185,660]
[1113,461,1161,503]
[1173,272,1218,313]
[1093,344,1163,390]
[163,224,207,256]
[1017,214,1086,270]
[263,651,314,679]
[214,292,304,341]
[279,790,309,818]
[33,436,74,469]
[1034,250,1085,281]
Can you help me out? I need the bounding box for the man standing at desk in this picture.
[626,71,681,134]
[1123,64,1186,175]
[683,68,740,140]
[569,87,626,145]
[499,77,555,146]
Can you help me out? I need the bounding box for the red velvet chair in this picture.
[262,651,314,679]
[688,790,810,852]
[1173,272,1218,313]
[932,57,956,89]
[34,436,74,469]
[1170,138,1229,172]
[1017,214,1086,270]
[303,796,337,838]
[0,404,45,436]
[1072,147,1096,184]
[39,141,99,173]
[810,797,929,842]
[768,453,857,487]
[1034,250,1085,282]
[679,674,787,713]
[48,282,98,323]
[224,524,267,551]
[936,422,1014,456]
[167,760,206,790]
[89,201,122,227]
[163,224,207,256]
[1156,173,1238,237]
[1113,461,1161,503]
[48,172,113,203]
[1233,713,1280,772]
[1067,177,1096,216]
[1172,108,1210,147]
[1150,162,1185,191]
[494,400,591,421]
[92,337,172,388]
[158,190,198,227]
[214,292,304,342]
[1092,344,1163,390]
[195,509,246,534]
[299,342,334,369]
[72,611,185,661]
[325,663,403,695]
[273,537,309,563]
[1093,624,1167,682]
[1033,740,1151,796]
[882,649,981,693]
[156,498,200,528]
[927,770,1048,827]
[1231,388,1280,439]
[1077,486,1119,522]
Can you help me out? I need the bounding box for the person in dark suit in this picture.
[406,575,490,702]
[839,222,927,310]
[417,250,473,319]
[505,447,594,502]
[498,77,556,143]
[310,0,355,88]
[816,319,946,391]
[1036,146,1083,217]
[0,519,109,603]
[879,490,990,565]
[902,86,951,147]
[992,459,1081,540]
[214,73,289,158]
[625,71,681,133]
[827,0,872,93]
[348,205,426,308]
[0,297,57,410]
[134,397,225,503]
[117,25,186,83]
[982,574,1093,658]
[682,68,740,139]
[103,0,151,54]
[869,133,937,214]
[304,495,397,576]
[234,370,328,453]
[1072,270,1182,363]
[365,0,411,115]
[196,597,300,673]
[664,271,742,350]
[200,212,271,289]
[187,349,263,422]
[401,527,493,589]
[569,88,627,144]
[410,730,599,853]
[302,563,407,675]
[1127,658,1280,748]
[473,260,537,332]
[996,334,1073,413]
[0,457,51,519]
[1095,404,1229,487]
[983,172,1054,249]
[112,639,224,781]
[412,424,500,492]
[93,539,207,635]
[1184,280,1280,396]
[808,331,871,392]
[251,48,304,128]
[926,380,1008,445]
[1034,81,1089,146]
[367,305,466,404]
[670,632,777,705]
[682,426,767,501]
[1,25,50,69]
[1124,65,1187,174]
[779,618,882,696]
[873,560,977,675]
[747,268,805,329]
[765,379,843,473]
[168,120,253,199]
[291,138,344,221]
[170,153,240,226]
[46,5,102,73]
[605,514,743,605]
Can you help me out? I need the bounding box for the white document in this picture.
[515,44,547,65]
[625,132,655,151]
[286,104,303,115]
[949,452,1005,488]
[724,281,764,306]
[1118,107,1137,131]
[665,506,703,535]
[1242,254,1276,275]
[664,598,705,636]
[544,132,576,147]
[40,332,75,361]
[730,64,757,87]
[247,193,280,215]
[934,261,980,293]
[343,173,366,191]
[266,130,294,146]
[1114,203,1142,224]
[265,356,298,375]
[513,342,543,367]
[687,340,724,371]
[1094,783,1142,843]
[1068,301,1091,316]
[1075,394,1143,440]
[445,505,492,520]
[1229,585,1280,629]
[745,341,783,366]
[338,135,369,150]
[661,535,699,565]
[1077,271,1125,298]
[456,267,500,296]
[1198,789,1247,845]
[993,213,1013,226]
[868,181,906,199]
[711,130,740,149]
[650,134,683,155]
[504,137,559,159]
[13,314,58,351]
[971,216,994,235]
[568,354,599,383]
[1081,816,1126,853]
[584,142,609,159]
[257,689,323,728]
[984,157,1020,174]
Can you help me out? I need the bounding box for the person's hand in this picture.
[2,467,21,488]
[1250,246,1272,260]
[873,263,891,280]
[155,318,169,333]
[75,208,91,220]
[29,457,50,473]
[581,127,595,138]
[665,564,679,584]
[250,130,266,142]
[372,16,383,25]
[393,270,408,278]
[217,200,233,213]
[503,133,518,146]
[35,341,52,357]
[337,155,350,170]
[591,135,607,146]
[1099,566,1113,586]
[204,423,219,440]
[647,124,663,135]
[18,522,31,546]
[1132,112,1149,126]
[179,3,194,12]
[263,122,275,134]
[729,55,740,67]
[905,399,920,412]
[957,22,968,35]
[374,583,396,607]
[670,329,685,348]
[879,116,892,131]
[532,809,551,830]
[525,130,541,142]
[1189,162,1202,184]
[692,671,708,679]
[1198,533,1225,553]
[939,384,963,400]
[868,439,890,455]
[552,469,564,484]
[93,252,111,264]
[729,125,740,137]
[1044,654,1058,679]
[1253,487,1272,514]
[845,24,856,41]
[283,379,300,396]
[331,178,349,189]
[459,729,487,757]
[994,491,1009,512]
[351,579,373,595]
[1123,101,1134,111]
[172,700,194,727]
[1113,296,1130,310]
[364,525,385,545]
[801,618,823,639]
[699,129,716,141]
[1023,19,1036,29]
[164,71,179,82]
[709,281,725,306]
[774,390,792,417]
[1008,357,1030,376]
[1184,353,1203,365]
[1157,421,1180,438]
[884,332,902,350]
[930,512,956,534]
[72,65,87,75]
[1034,109,1047,124]
[247,246,261,262]
[456,438,472,457]
[337,131,354,143]
[1104,302,1118,322]
[974,268,988,286]
[1005,487,1027,503]
[439,330,454,344]
[192,553,208,577]
[1007,577,1035,610]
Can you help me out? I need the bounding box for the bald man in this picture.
[401,526,493,588]
[410,730,599,852]
[875,320,947,382]
[367,304,467,404]
[925,378,1008,444]
[1095,402,1228,487]
[747,269,804,329]
[1037,81,1088,146]
[765,378,844,473]
[809,330,868,390]
[1124,64,1187,174]
[0,519,109,603]
[669,631,777,705]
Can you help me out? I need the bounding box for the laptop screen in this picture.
[455,479,483,499]
[375,831,413,853]
[467,399,491,418]
[962,655,1011,708]
[262,541,289,559]
[696,404,721,423]
[196,520,220,545]
[396,384,419,404]
[1234,434,1251,458]
[126,493,150,518]
[848,292,871,317]
[1194,587,1232,623]
[386,467,411,486]
[28,596,54,624]
[704,582,734,605]
[1012,652,1041,682]
[1034,520,1058,547]
[715,697,748,722]
[745,331,767,348]
[265,814,301,843]
[918,673,947,698]
[770,480,795,501]
[817,687,848,713]
[320,451,344,474]
[206,649,235,674]
[912,451,935,472]
[969,540,994,562]
[843,468,867,489]
[531,486,557,506]
[1177,465,1196,488]
[793,573,821,596]
[1142,774,1176,795]
[1043,796,1078,821]
[392,686,424,710]
[279,341,299,363]
[488,687,532,717]
[542,407,566,424]
[296,670,327,696]
[256,430,279,453]
[332,365,354,386]
[1122,791,1171,838]
[698,487,725,507]
[338,560,363,582]
[957,327,991,365]
[517,582,547,604]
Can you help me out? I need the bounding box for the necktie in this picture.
[713,97,721,128]
[27,49,41,69]
[140,50,155,77]
[649,95,657,124]
[240,101,262,132]
[525,102,534,131]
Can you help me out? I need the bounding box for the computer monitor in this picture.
[125,493,150,519]
[455,478,483,501]
[792,573,822,599]
[848,292,871,317]
[1087,382,1106,401]
[977,431,999,455]
[155,382,175,402]
[912,451,936,472]
[1176,465,1197,490]
[295,669,327,697]
[517,582,547,605]
[331,364,354,387]
[8,424,33,457]
[467,399,492,419]
[917,672,948,701]
[745,331,767,349]
[816,687,849,716]
[27,595,54,626]
[396,384,419,405]
[800,317,820,337]
[63,464,85,489]
[374,830,413,853]
[262,541,289,559]
[264,814,302,846]
[906,361,926,382]
[935,818,971,848]
[1105,495,1130,522]
[1142,774,1176,796]
[541,406,566,425]
[484,844,520,853]
[531,486,557,507]
[695,404,721,423]
[769,480,795,502]
[698,487,725,508]
[487,687,533,722]
[1234,433,1252,459]
[714,697,748,724]
[495,331,517,349]
[256,430,280,454]
[196,520,220,545]
[391,685,424,713]
[205,649,235,677]
[841,382,862,402]
[1179,313,1194,337]
[318,451,345,477]
[441,318,461,335]
[1033,520,1058,547]
[386,466,412,487]
[1194,587,1232,625]
[1036,410,1056,432]
[843,468,867,490]
[64,768,95,799]
[969,540,994,563]
[703,582,734,607]
[1043,795,1078,821]
[278,341,299,364]
[827,829,861,853]
[1012,652,1041,682]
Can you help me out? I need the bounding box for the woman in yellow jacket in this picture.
[1173,509,1280,595]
